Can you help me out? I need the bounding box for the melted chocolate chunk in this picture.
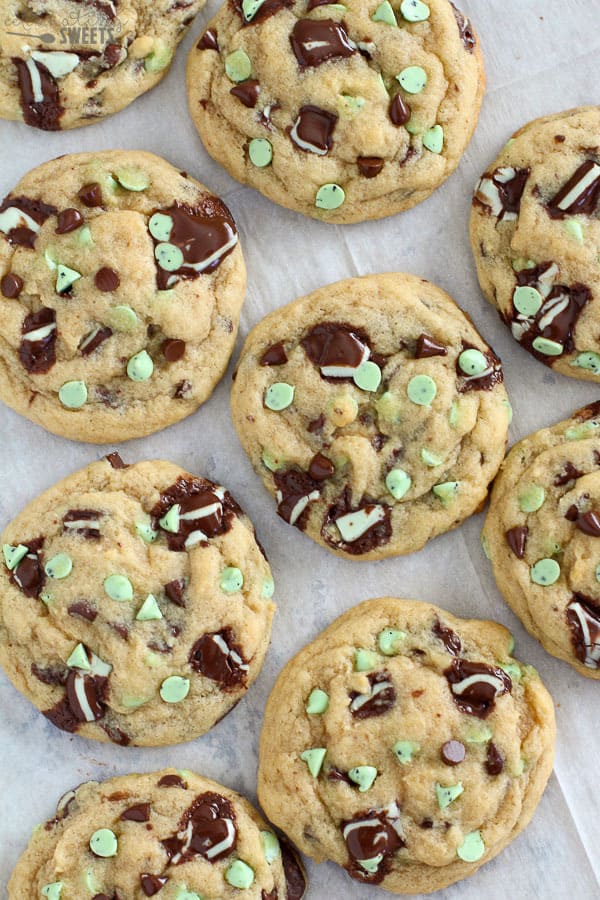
[416,334,447,358]
[65,670,107,723]
[390,94,411,127]
[234,0,293,24]
[13,57,62,130]
[349,670,396,719]
[189,628,248,688]
[0,195,57,247]
[1,273,24,297]
[274,468,321,528]
[547,160,600,219]
[43,697,80,733]
[566,595,600,668]
[230,80,260,107]
[106,451,126,469]
[162,339,186,362]
[197,28,219,50]
[174,379,192,399]
[308,413,325,433]
[441,740,465,765]
[474,167,530,221]
[31,663,68,686]
[444,659,511,718]
[457,341,503,392]
[450,2,476,51]
[260,341,288,366]
[19,307,56,374]
[290,19,356,68]
[308,453,335,481]
[78,183,103,208]
[56,208,83,234]
[485,742,504,775]
[357,157,384,178]
[432,618,462,655]
[80,325,112,355]
[68,601,98,622]
[121,803,151,822]
[574,510,600,537]
[290,105,337,154]
[95,267,120,292]
[280,835,307,900]
[162,792,237,864]
[554,461,582,487]
[12,538,44,598]
[506,526,528,559]
[302,322,370,375]
[151,477,239,551]
[262,892,278,900]
[158,774,187,788]
[63,509,102,539]
[342,805,404,885]
[165,578,186,607]
[323,488,392,555]
[141,875,168,896]
[149,199,237,290]
[100,722,130,746]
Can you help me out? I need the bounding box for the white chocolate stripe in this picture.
[184,232,238,274]
[22,323,56,341]
[0,206,40,235]
[179,502,221,521]
[73,675,97,722]
[289,490,320,525]
[557,163,600,211]
[569,602,600,668]
[290,118,327,156]
[25,57,44,102]
[206,819,236,859]
[321,344,370,378]
[349,680,392,712]
[451,673,505,696]
[538,294,569,331]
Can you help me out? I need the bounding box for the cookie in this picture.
[8,768,307,899]
[258,597,555,894]
[483,401,600,679]
[0,455,275,746]
[230,273,510,561]
[0,0,206,130]
[0,150,245,442]
[186,0,484,224]
[470,105,600,381]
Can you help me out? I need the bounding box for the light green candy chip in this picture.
[136,594,163,621]
[513,286,543,317]
[400,0,430,20]
[315,183,346,210]
[262,830,281,863]
[436,781,464,809]
[265,382,294,411]
[249,138,273,167]
[386,468,411,500]
[108,305,138,331]
[449,400,461,427]
[378,627,406,656]
[41,883,64,899]
[262,450,285,471]
[564,218,584,244]
[3,543,28,570]
[144,42,172,72]
[136,519,158,543]
[225,860,255,890]
[423,125,444,153]
[421,448,443,467]
[339,94,365,116]
[45,553,72,579]
[127,349,154,382]
[358,855,384,873]
[104,574,133,601]
[458,348,487,377]
[572,351,600,375]
[220,566,244,593]
[499,661,521,681]
[481,532,490,560]
[530,558,560,586]
[306,688,329,714]
[503,399,513,424]
[376,390,400,423]
[300,748,327,777]
[393,740,419,765]
[160,504,180,533]
[148,212,173,242]
[354,648,378,671]
[44,248,57,270]
[348,765,378,792]
[78,225,93,246]
[160,675,190,703]
[532,336,563,357]
[353,360,382,392]
[262,577,275,598]
[89,828,118,858]
[407,374,436,406]
[59,380,87,409]
[372,0,396,25]
[242,0,266,19]
[518,484,545,513]
[115,168,150,191]
[565,420,599,440]
[457,830,485,863]
[225,49,252,82]
[464,724,492,744]
[66,643,90,670]
[155,242,184,272]
[56,264,81,293]
[433,481,459,506]
[174,890,202,900]
[397,65,427,94]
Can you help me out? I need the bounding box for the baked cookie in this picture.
[230,273,510,561]
[0,455,275,746]
[1,0,206,130]
[8,769,307,899]
[470,106,600,381]
[186,0,484,223]
[258,597,555,894]
[483,401,600,679]
[0,150,245,442]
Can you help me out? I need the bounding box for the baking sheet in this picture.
[1,1,600,896]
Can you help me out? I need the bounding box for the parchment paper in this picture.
[1,1,599,896]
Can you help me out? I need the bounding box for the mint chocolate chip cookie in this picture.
[258,597,555,894]
[186,0,484,223]
[9,769,307,898]
[470,106,600,381]
[483,401,600,679]
[230,273,510,561]
[0,150,245,442]
[0,0,206,130]
[0,456,275,746]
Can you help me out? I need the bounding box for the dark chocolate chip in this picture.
[441,740,466,766]
[416,334,447,358]
[106,451,126,468]
[78,183,103,207]
[162,339,186,362]
[260,341,288,366]
[1,273,24,297]
[485,742,504,775]
[121,803,151,822]
[94,267,120,292]
[230,80,260,107]
[308,453,335,481]
[56,208,83,234]
[189,628,248,688]
[197,28,219,50]
[389,94,411,126]
[506,526,528,559]
[444,659,511,718]
[357,157,384,178]
[290,19,355,67]
[141,875,168,896]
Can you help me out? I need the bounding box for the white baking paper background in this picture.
[1,1,599,896]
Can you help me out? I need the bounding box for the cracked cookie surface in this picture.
[258,597,555,894]
[0,0,206,130]
[470,106,600,381]
[186,0,484,223]
[483,400,600,679]
[0,150,245,442]
[8,769,307,899]
[0,455,275,746]
[230,273,510,561]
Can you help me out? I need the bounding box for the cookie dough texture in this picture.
[9,769,307,899]
[231,273,510,561]
[258,597,555,894]
[483,401,600,679]
[470,106,600,381]
[1,0,206,130]
[0,150,245,442]
[0,456,275,746]
[187,0,484,223]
